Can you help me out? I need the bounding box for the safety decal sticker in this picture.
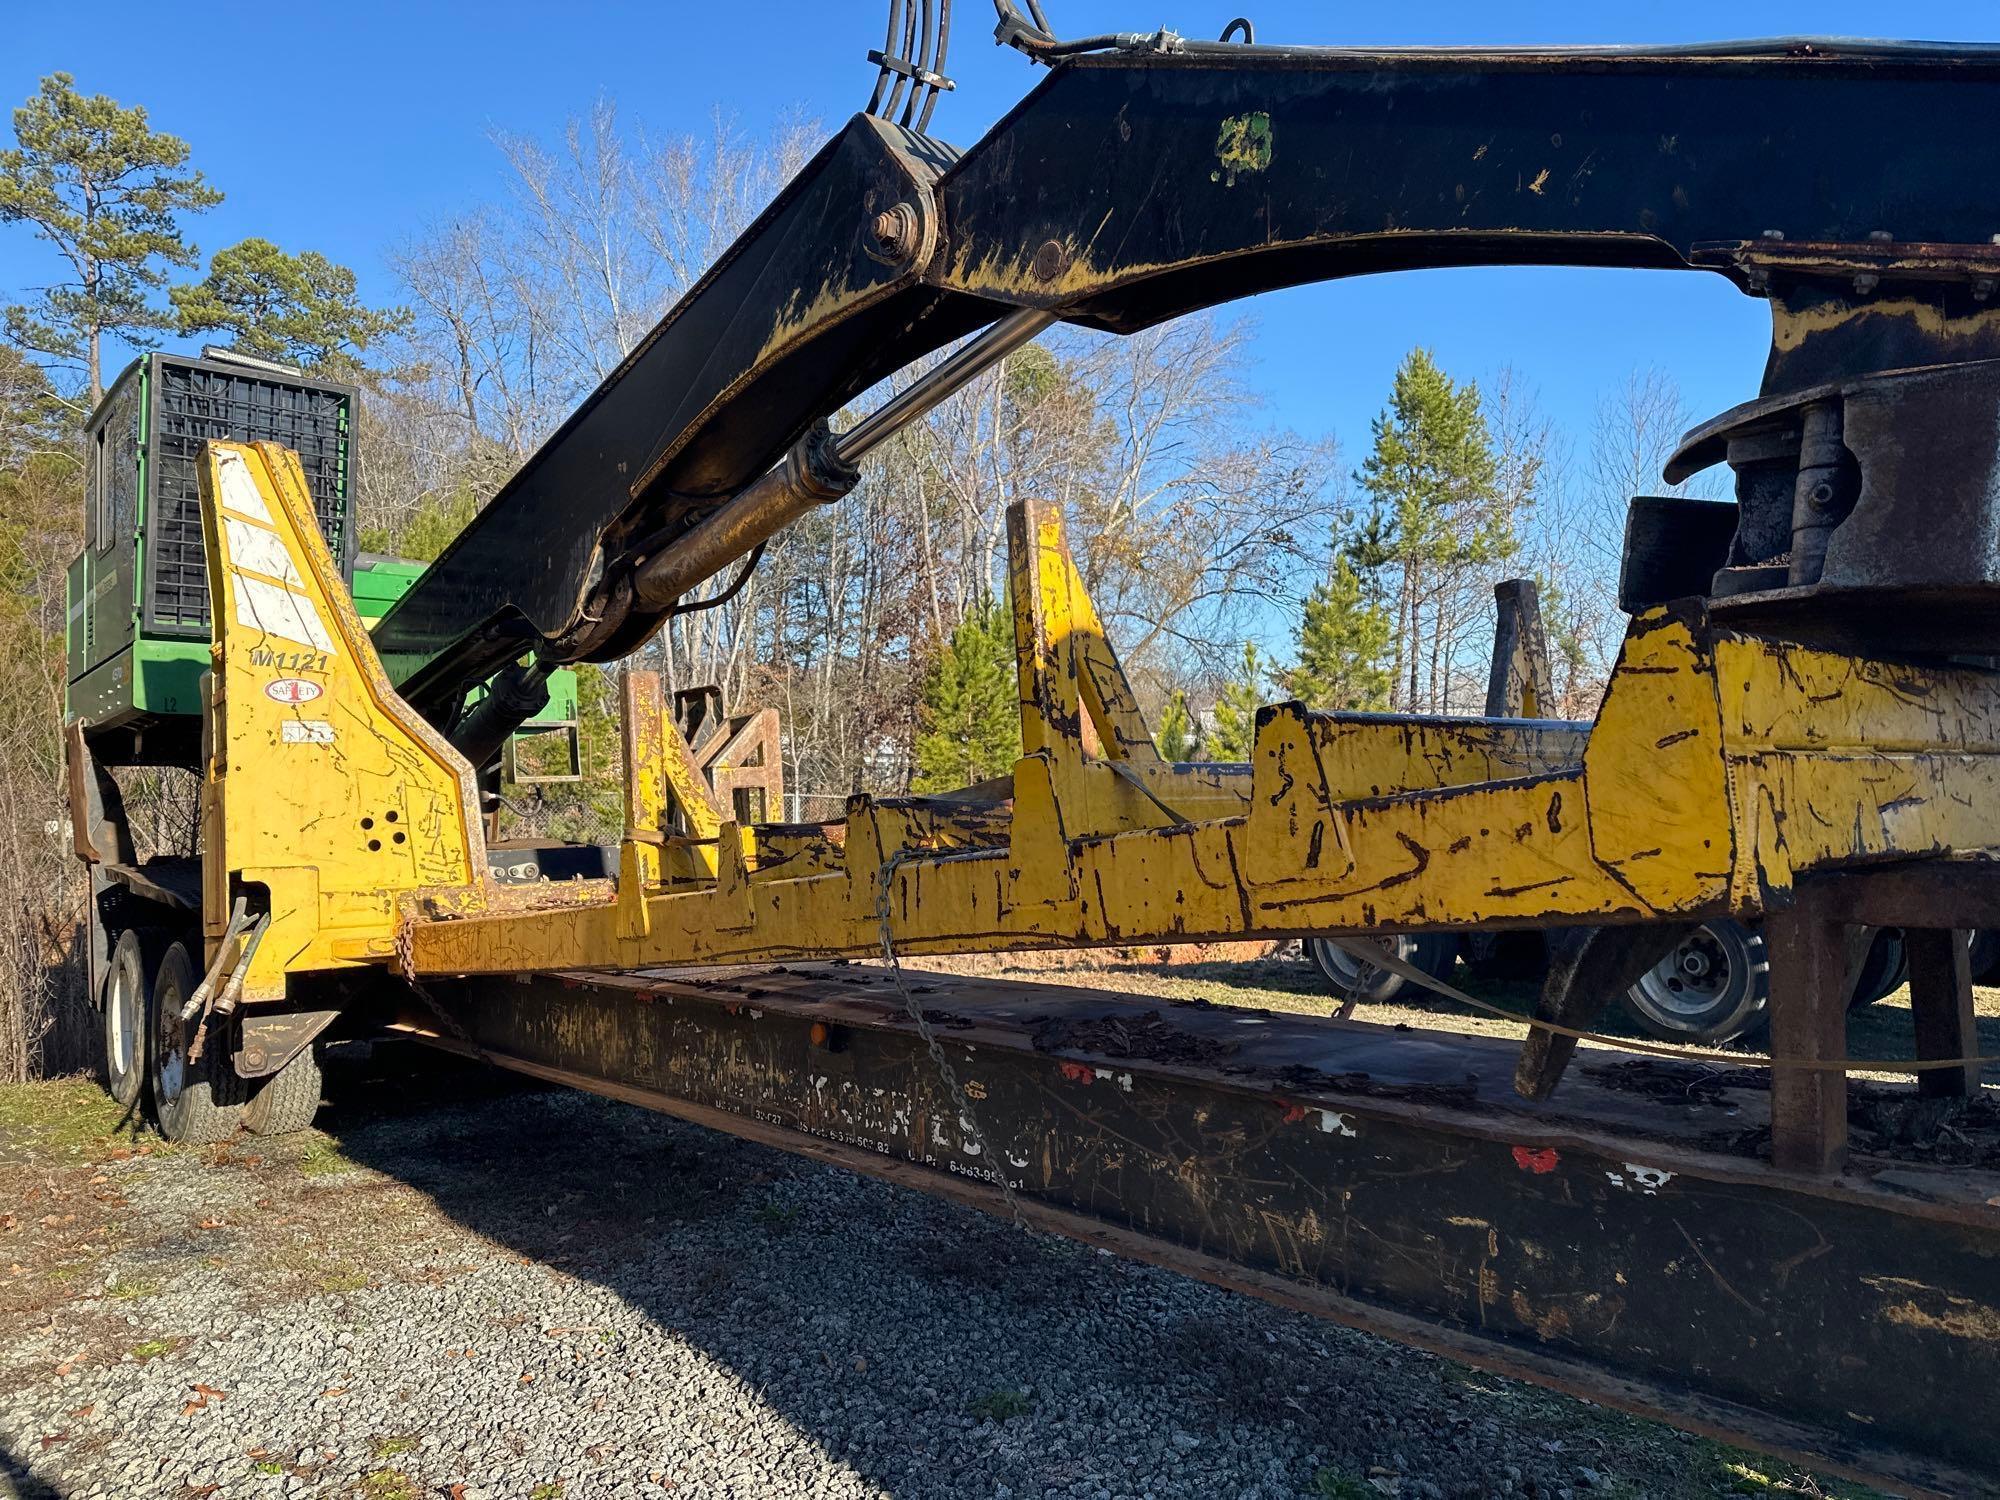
[264,678,325,706]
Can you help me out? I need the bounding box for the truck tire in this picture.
[1622,919,1770,1044]
[244,1045,323,1136]
[1970,930,2000,985]
[147,940,245,1145]
[1845,927,1909,1011]
[1307,934,1458,1004]
[102,927,160,1109]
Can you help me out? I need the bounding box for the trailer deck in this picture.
[384,959,2000,1497]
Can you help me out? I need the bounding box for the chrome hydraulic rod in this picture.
[630,308,1056,611]
[831,307,1058,462]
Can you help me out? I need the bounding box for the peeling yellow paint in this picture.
[1510,1288,1572,1340]
[401,548,2000,978]
[1211,111,1274,187]
[1770,295,2000,355]
[1865,1276,2000,1343]
[197,442,485,999]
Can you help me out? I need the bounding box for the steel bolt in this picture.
[868,203,921,265]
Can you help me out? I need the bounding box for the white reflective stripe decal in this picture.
[222,515,305,588]
[234,573,336,653]
[213,447,275,524]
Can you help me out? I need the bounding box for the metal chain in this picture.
[409,979,490,1062]
[876,852,1032,1231]
[395,918,490,1063]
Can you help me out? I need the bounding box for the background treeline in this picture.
[0,75,1706,1076]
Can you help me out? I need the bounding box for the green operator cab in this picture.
[63,346,577,770]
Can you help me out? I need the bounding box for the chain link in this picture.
[876,853,1032,1232]
[409,979,489,1061]
[395,917,490,1062]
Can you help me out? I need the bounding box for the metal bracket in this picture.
[233,1007,338,1079]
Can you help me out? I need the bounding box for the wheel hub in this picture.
[108,959,140,1078]
[1638,930,1733,1019]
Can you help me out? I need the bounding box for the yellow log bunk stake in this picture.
[197,441,486,998]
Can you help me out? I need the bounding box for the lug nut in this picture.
[868,203,921,265]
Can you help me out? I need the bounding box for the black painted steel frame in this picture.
[370,38,2000,718]
[390,960,2000,1495]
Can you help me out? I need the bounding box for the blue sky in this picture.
[5,0,2000,479]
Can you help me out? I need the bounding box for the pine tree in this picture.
[912,603,1021,792]
[1353,348,1514,711]
[1286,556,1392,711]
[172,238,409,370]
[0,74,222,403]
[1154,689,1198,761]
[1207,642,1267,760]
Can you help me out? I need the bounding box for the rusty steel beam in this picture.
[1907,927,1981,1101]
[1762,886,1854,1175]
[381,963,2000,1495]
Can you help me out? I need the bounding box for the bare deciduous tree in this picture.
[1523,366,1713,713]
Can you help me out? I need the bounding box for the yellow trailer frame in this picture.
[197,438,2000,1162]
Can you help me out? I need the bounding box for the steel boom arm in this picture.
[371,34,2000,725]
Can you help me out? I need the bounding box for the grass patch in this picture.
[107,1275,159,1300]
[965,1388,1032,1422]
[253,1460,283,1475]
[528,1483,564,1500]
[1312,1472,1372,1500]
[1691,1440,1888,1499]
[753,1201,799,1228]
[315,1264,369,1295]
[130,1337,175,1360]
[1722,1460,1776,1494]
[296,1136,355,1178]
[358,1470,417,1500]
[0,1079,132,1165]
[368,1434,418,1459]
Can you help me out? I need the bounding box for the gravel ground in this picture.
[0,1044,1876,1500]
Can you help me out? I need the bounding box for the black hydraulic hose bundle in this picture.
[869,0,955,132]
